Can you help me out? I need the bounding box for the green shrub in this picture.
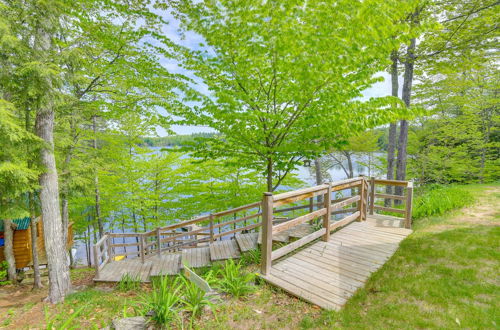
[138,276,181,326]
[216,259,255,298]
[413,185,475,219]
[0,261,11,285]
[116,273,140,292]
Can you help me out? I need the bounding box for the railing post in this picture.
[322,183,331,241]
[105,233,112,261]
[209,214,214,242]
[156,228,161,256]
[93,244,99,278]
[358,180,365,221]
[261,192,273,276]
[405,182,413,229]
[140,234,145,264]
[369,176,375,215]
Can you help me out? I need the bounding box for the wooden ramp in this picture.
[260,219,411,310]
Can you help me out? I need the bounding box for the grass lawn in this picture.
[0,184,498,329]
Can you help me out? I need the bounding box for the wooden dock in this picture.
[260,216,411,310]
[93,176,414,311]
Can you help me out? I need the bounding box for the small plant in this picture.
[0,261,11,286]
[116,273,140,291]
[44,305,84,329]
[138,276,182,326]
[179,276,214,320]
[217,259,255,298]
[240,249,261,266]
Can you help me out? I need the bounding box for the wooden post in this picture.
[209,214,214,242]
[369,176,375,215]
[359,181,365,221]
[105,233,112,261]
[156,228,161,256]
[322,183,331,241]
[140,234,145,263]
[405,182,413,229]
[93,244,99,277]
[261,192,273,276]
[309,197,314,224]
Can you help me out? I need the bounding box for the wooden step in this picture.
[258,230,290,244]
[235,232,259,252]
[182,247,211,268]
[287,223,316,239]
[210,239,241,261]
[150,253,181,276]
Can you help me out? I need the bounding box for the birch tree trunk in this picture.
[386,50,399,206]
[3,220,17,282]
[36,107,71,303]
[395,37,417,201]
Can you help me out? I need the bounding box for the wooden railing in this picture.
[368,177,413,229]
[260,177,369,275]
[93,176,412,276]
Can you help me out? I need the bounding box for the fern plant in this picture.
[217,259,255,298]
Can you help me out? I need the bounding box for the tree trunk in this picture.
[395,37,416,201]
[92,115,104,238]
[386,50,399,207]
[3,220,17,282]
[314,158,323,203]
[35,107,71,303]
[29,193,43,289]
[346,153,354,178]
[266,157,273,192]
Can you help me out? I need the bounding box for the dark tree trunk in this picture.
[36,107,71,303]
[29,193,43,289]
[386,50,399,207]
[266,158,273,192]
[346,152,354,178]
[314,158,323,203]
[395,37,417,201]
[3,220,17,282]
[92,115,104,238]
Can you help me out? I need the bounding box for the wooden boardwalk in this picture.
[93,177,414,311]
[260,216,412,310]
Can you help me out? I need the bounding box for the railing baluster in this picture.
[322,183,331,241]
[209,214,214,242]
[140,234,145,263]
[405,182,414,229]
[156,227,161,256]
[369,176,375,215]
[261,192,274,276]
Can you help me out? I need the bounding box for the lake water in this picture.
[73,152,384,265]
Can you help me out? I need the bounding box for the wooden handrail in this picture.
[369,177,413,228]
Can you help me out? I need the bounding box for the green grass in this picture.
[31,183,499,329]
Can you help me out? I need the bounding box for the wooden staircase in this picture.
[95,224,318,282]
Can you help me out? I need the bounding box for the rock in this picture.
[112,317,148,330]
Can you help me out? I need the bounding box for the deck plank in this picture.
[235,232,258,252]
[259,221,411,310]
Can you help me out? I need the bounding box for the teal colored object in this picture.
[0,217,32,232]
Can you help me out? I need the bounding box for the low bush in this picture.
[413,185,475,219]
[216,259,255,298]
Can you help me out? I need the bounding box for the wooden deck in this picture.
[260,216,412,310]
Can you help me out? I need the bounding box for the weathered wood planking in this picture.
[235,232,259,252]
[259,221,411,310]
[209,239,241,261]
